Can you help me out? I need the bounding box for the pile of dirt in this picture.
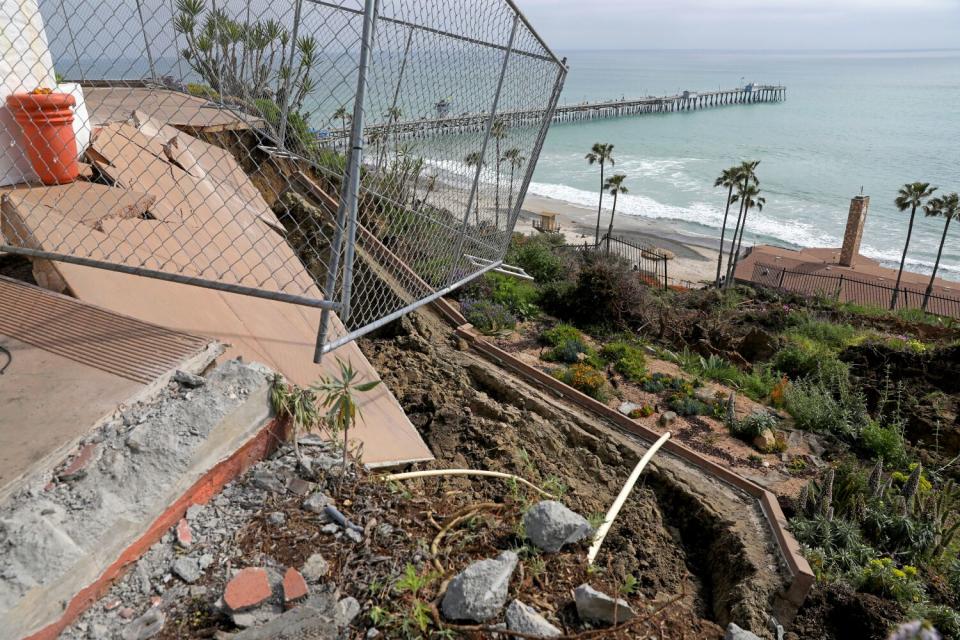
[789,583,905,640]
[360,308,792,635]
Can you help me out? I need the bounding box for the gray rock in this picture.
[345,528,363,543]
[658,411,678,427]
[125,428,151,454]
[302,491,332,514]
[300,553,329,582]
[366,629,381,639]
[441,551,518,622]
[88,623,110,640]
[505,600,561,637]
[694,387,720,404]
[321,523,339,534]
[725,622,763,640]
[173,370,205,388]
[171,557,201,584]
[267,512,286,526]
[523,501,593,553]
[335,596,361,628]
[251,470,286,493]
[121,609,165,640]
[233,604,337,640]
[617,401,641,416]
[767,615,785,640]
[573,584,634,625]
[231,613,257,628]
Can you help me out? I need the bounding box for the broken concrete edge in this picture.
[449,321,814,612]
[21,416,290,640]
[0,337,225,506]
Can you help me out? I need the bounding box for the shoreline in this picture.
[519,192,727,284]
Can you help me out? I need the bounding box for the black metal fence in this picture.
[561,234,670,289]
[751,262,960,319]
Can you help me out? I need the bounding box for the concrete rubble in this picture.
[505,599,561,637]
[0,359,274,639]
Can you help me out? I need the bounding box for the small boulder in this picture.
[441,551,518,622]
[175,518,193,548]
[658,411,677,427]
[172,557,201,584]
[302,491,332,514]
[505,600,561,637]
[753,428,776,452]
[251,470,286,494]
[523,501,592,553]
[694,387,720,404]
[300,554,329,582]
[121,609,165,640]
[573,584,634,625]
[173,370,205,388]
[617,401,641,417]
[335,596,361,628]
[725,622,763,640]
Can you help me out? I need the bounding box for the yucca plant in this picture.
[313,358,381,472]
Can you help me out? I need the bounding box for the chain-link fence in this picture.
[0,0,566,359]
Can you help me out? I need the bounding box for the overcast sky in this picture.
[518,0,960,51]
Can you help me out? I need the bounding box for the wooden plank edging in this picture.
[450,322,814,607]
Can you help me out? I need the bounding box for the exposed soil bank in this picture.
[360,307,794,636]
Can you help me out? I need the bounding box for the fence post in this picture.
[278,0,305,149]
[835,274,843,302]
[313,0,380,362]
[663,255,668,290]
[446,13,520,285]
[777,267,786,289]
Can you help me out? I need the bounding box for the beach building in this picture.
[735,194,960,317]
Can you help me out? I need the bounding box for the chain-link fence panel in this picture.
[0,0,566,359]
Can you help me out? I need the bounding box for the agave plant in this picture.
[313,358,381,472]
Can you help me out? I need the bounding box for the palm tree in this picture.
[502,147,526,214]
[333,105,350,151]
[603,174,628,251]
[465,151,485,225]
[724,160,760,284]
[586,143,615,245]
[727,181,765,287]
[491,118,508,227]
[891,182,937,309]
[921,192,958,311]
[713,165,743,287]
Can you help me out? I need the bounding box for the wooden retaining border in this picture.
[448,319,814,609]
[22,417,289,640]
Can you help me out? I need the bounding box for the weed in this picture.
[552,364,609,401]
[600,340,648,381]
[462,298,516,334]
[619,574,638,596]
[628,404,655,419]
[587,512,606,529]
[394,563,437,596]
[857,558,925,604]
[729,411,778,442]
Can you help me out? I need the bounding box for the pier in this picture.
[326,84,786,143]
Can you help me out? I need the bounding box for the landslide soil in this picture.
[359,308,784,637]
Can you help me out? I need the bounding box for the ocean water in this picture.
[528,50,960,280]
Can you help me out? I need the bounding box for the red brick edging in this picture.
[22,419,289,640]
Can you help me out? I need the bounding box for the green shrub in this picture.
[600,340,647,382]
[461,298,515,334]
[540,324,596,364]
[628,404,655,418]
[861,421,908,464]
[506,233,566,282]
[784,370,867,436]
[552,364,608,401]
[910,604,960,638]
[856,558,925,604]
[667,394,710,416]
[541,323,582,347]
[785,312,860,351]
[773,337,849,381]
[730,411,778,441]
[486,273,540,320]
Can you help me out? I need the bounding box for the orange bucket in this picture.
[6,92,80,185]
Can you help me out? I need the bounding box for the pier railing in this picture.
[751,263,960,320]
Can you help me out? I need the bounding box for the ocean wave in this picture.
[526,180,836,249]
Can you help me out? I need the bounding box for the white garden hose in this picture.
[382,469,557,499]
[587,432,672,564]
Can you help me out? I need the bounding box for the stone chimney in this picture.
[840,194,869,267]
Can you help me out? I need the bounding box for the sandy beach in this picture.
[519,193,724,284]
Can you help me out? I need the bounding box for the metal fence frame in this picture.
[0,0,568,362]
